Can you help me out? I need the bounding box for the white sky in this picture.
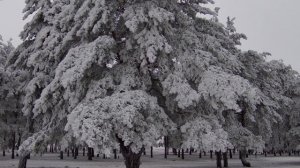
[0,0,299,72]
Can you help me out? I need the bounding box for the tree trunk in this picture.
[83,147,85,156]
[264,151,267,157]
[216,151,222,168]
[189,148,192,155]
[199,151,202,158]
[240,148,251,167]
[11,132,16,159]
[181,149,184,160]
[18,154,29,168]
[114,149,117,159]
[223,152,228,167]
[150,146,153,158]
[60,151,63,160]
[75,147,79,157]
[74,147,78,159]
[67,148,70,157]
[229,149,232,159]
[164,136,168,159]
[87,147,92,160]
[3,149,5,157]
[17,133,21,149]
[177,148,180,158]
[72,148,74,157]
[210,150,213,159]
[118,137,143,168]
[172,148,177,155]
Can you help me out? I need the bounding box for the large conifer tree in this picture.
[7,1,299,168]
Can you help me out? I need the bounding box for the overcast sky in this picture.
[0,0,299,72]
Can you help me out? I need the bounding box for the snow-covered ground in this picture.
[1,150,300,168]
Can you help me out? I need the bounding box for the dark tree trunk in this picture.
[50,144,53,153]
[72,148,74,157]
[216,151,222,168]
[199,151,202,158]
[164,136,168,159]
[114,149,117,159]
[150,146,153,158]
[189,148,192,155]
[92,148,94,157]
[12,132,16,159]
[210,150,213,159]
[229,149,232,159]
[45,145,48,153]
[204,151,206,156]
[74,147,78,159]
[17,133,21,149]
[18,154,29,168]
[60,151,63,160]
[223,152,228,167]
[103,154,106,159]
[181,149,184,160]
[54,142,58,153]
[12,147,15,159]
[172,148,177,155]
[177,149,180,158]
[143,148,146,155]
[75,147,79,157]
[118,137,144,168]
[87,147,92,160]
[264,151,267,157]
[3,149,5,157]
[240,148,251,167]
[166,137,169,155]
[67,148,70,157]
[83,147,85,156]
[16,136,20,157]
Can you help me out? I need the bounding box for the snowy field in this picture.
[1,150,300,168]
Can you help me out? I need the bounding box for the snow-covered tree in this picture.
[238,51,299,153]
[286,80,300,150]
[0,36,26,159]
[8,1,299,168]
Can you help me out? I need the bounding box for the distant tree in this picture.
[0,36,26,159]
[238,51,299,152]
[287,80,300,150]
[0,36,14,155]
